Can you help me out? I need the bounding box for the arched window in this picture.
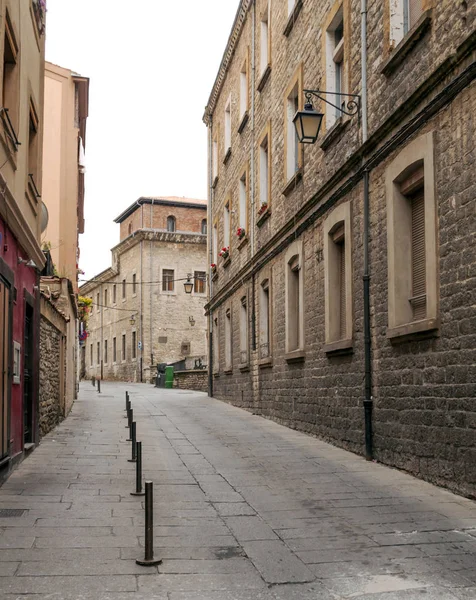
[128,223,132,235]
[201,219,207,235]
[167,216,176,232]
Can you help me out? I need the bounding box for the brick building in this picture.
[80,197,208,383]
[204,1,476,495]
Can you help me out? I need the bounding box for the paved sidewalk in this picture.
[1,383,476,599]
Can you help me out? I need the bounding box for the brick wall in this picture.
[120,203,207,241]
[174,370,208,393]
[206,1,476,496]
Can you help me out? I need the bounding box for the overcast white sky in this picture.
[45,0,238,280]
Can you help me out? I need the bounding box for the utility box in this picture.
[165,366,174,389]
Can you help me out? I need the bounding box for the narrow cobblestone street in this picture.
[1,383,476,599]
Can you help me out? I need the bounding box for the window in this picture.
[96,292,100,310]
[181,342,191,356]
[104,340,108,365]
[113,284,116,304]
[194,271,206,294]
[2,11,19,143]
[386,132,438,339]
[132,331,136,360]
[324,202,353,350]
[258,124,271,211]
[223,199,231,249]
[90,343,93,366]
[104,289,108,307]
[239,165,249,232]
[324,5,345,129]
[162,269,174,292]
[113,337,117,363]
[97,341,100,365]
[122,334,126,361]
[213,223,218,264]
[225,307,232,372]
[285,240,305,359]
[390,0,424,47]
[132,273,137,295]
[13,341,21,384]
[288,0,296,15]
[128,223,132,235]
[259,274,271,361]
[28,102,39,197]
[167,216,176,232]
[239,52,249,124]
[259,4,270,80]
[224,95,232,159]
[212,129,219,183]
[213,316,219,374]
[201,219,207,235]
[285,66,303,185]
[122,279,126,299]
[239,296,248,366]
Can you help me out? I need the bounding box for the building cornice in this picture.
[114,197,207,223]
[203,0,252,125]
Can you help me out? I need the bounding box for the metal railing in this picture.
[0,108,20,150]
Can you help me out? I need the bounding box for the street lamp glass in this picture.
[184,279,193,294]
[293,103,324,144]
[129,316,136,326]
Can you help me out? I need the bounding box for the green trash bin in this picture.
[165,365,174,389]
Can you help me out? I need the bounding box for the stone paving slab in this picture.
[2,382,476,599]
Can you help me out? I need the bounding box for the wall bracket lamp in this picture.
[184,274,194,295]
[293,89,361,144]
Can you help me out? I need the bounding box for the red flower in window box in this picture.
[236,227,246,239]
[219,246,230,259]
[258,203,268,216]
[211,263,217,272]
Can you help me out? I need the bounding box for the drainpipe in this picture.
[140,204,143,382]
[361,0,372,460]
[250,0,257,351]
[207,120,213,398]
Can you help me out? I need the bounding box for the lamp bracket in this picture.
[303,89,361,117]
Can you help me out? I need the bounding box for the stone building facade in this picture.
[80,197,208,383]
[204,1,476,496]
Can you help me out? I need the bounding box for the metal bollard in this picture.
[128,422,137,462]
[136,481,161,566]
[125,391,129,411]
[131,442,145,496]
[126,409,133,441]
[97,379,101,394]
[124,398,130,418]
[92,376,95,387]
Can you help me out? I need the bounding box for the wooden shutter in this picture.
[409,0,423,29]
[339,240,346,339]
[411,192,426,320]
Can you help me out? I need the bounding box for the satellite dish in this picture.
[40,202,49,233]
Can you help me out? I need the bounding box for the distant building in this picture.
[204,1,476,496]
[80,197,208,383]
[0,0,47,479]
[39,62,89,435]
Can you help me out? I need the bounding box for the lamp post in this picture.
[293,90,361,144]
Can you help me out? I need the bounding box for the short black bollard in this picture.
[131,441,145,496]
[136,481,161,566]
[124,398,130,418]
[92,376,96,387]
[97,379,101,394]
[125,391,129,411]
[126,409,133,441]
[128,422,137,462]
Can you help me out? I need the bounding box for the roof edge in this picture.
[114,197,207,224]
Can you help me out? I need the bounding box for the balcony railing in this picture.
[0,108,20,151]
[28,174,41,199]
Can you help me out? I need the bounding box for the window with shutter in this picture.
[410,192,426,320]
[339,240,346,338]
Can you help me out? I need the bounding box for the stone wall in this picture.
[206,1,476,496]
[39,296,67,438]
[174,370,208,393]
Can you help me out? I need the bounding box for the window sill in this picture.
[257,207,271,227]
[285,349,305,364]
[239,363,250,372]
[213,372,220,378]
[381,9,433,77]
[212,176,219,189]
[224,368,233,375]
[258,356,273,369]
[320,117,350,151]
[324,338,353,356]
[238,111,249,134]
[257,65,271,93]
[282,169,303,197]
[283,0,303,37]
[223,147,232,165]
[238,235,249,250]
[387,317,439,343]
[223,256,231,269]
[211,270,218,282]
